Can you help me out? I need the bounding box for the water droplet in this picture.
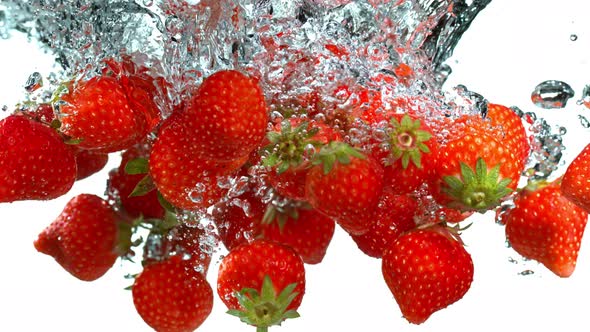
[518,269,535,276]
[24,72,43,93]
[142,0,154,7]
[1,105,8,112]
[531,80,575,109]
[578,85,590,109]
[578,115,590,128]
[570,34,578,41]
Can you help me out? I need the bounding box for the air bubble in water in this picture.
[530,80,575,109]
[518,269,535,276]
[578,115,590,128]
[577,85,590,109]
[24,72,43,93]
[570,34,578,41]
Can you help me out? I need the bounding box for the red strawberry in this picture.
[263,118,342,200]
[58,75,148,152]
[73,148,109,180]
[382,226,474,324]
[33,194,129,281]
[132,255,213,332]
[183,70,268,162]
[561,143,590,213]
[149,114,246,210]
[350,190,417,258]
[431,115,521,212]
[217,239,305,329]
[377,113,439,194]
[0,114,76,203]
[108,144,165,219]
[261,203,336,264]
[485,103,530,173]
[504,179,588,277]
[305,141,385,235]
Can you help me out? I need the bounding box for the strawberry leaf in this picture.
[125,157,149,175]
[130,174,155,197]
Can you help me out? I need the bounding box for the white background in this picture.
[1,0,590,331]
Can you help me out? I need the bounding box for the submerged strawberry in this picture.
[34,194,130,281]
[217,239,305,330]
[183,70,268,162]
[0,114,76,203]
[561,143,590,213]
[504,179,588,277]
[382,226,474,324]
[132,255,213,332]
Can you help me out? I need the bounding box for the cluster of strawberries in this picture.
[1,56,589,332]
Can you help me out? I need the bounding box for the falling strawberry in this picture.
[58,75,149,152]
[132,255,213,332]
[33,194,131,281]
[561,143,590,213]
[305,141,385,235]
[350,190,417,258]
[217,239,305,330]
[183,70,268,162]
[504,179,588,277]
[0,114,76,203]
[108,144,165,219]
[149,113,246,210]
[382,226,474,324]
[431,115,521,212]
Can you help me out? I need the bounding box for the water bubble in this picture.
[24,72,43,93]
[530,80,575,109]
[570,34,578,41]
[579,115,590,128]
[577,85,590,109]
[1,105,7,112]
[518,269,535,276]
[142,0,154,7]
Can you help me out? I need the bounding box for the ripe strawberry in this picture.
[149,114,246,210]
[561,143,590,213]
[108,144,164,219]
[263,118,342,201]
[305,141,385,235]
[350,190,417,258]
[73,148,109,180]
[0,114,76,203]
[378,113,439,194]
[58,75,148,152]
[132,255,213,332]
[431,115,521,212]
[485,103,530,173]
[504,180,588,277]
[261,203,336,264]
[217,239,305,329]
[183,70,268,162]
[382,226,474,324]
[33,194,130,281]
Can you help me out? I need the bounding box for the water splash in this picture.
[531,80,575,109]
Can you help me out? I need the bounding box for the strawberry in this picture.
[261,203,336,264]
[378,113,439,194]
[217,239,305,329]
[33,194,130,281]
[504,180,588,277]
[73,148,109,180]
[183,70,268,162]
[382,226,474,324]
[108,144,165,219]
[431,115,521,212]
[485,103,530,173]
[263,118,342,201]
[0,114,76,203]
[149,113,246,210]
[350,190,417,258]
[561,143,590,213]
[132,255,213,332]
[58,75,148,152]
[305,141,385,235]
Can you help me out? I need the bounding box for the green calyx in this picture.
[311,141,365,174]
[262,201,311,232]
[262,120,321,174]
[442,157,513,212]
[387,114,432,169]
[227,275,300,329]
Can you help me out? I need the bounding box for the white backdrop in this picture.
[1,0,590,331]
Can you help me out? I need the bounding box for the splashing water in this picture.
[531,80,575,109]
